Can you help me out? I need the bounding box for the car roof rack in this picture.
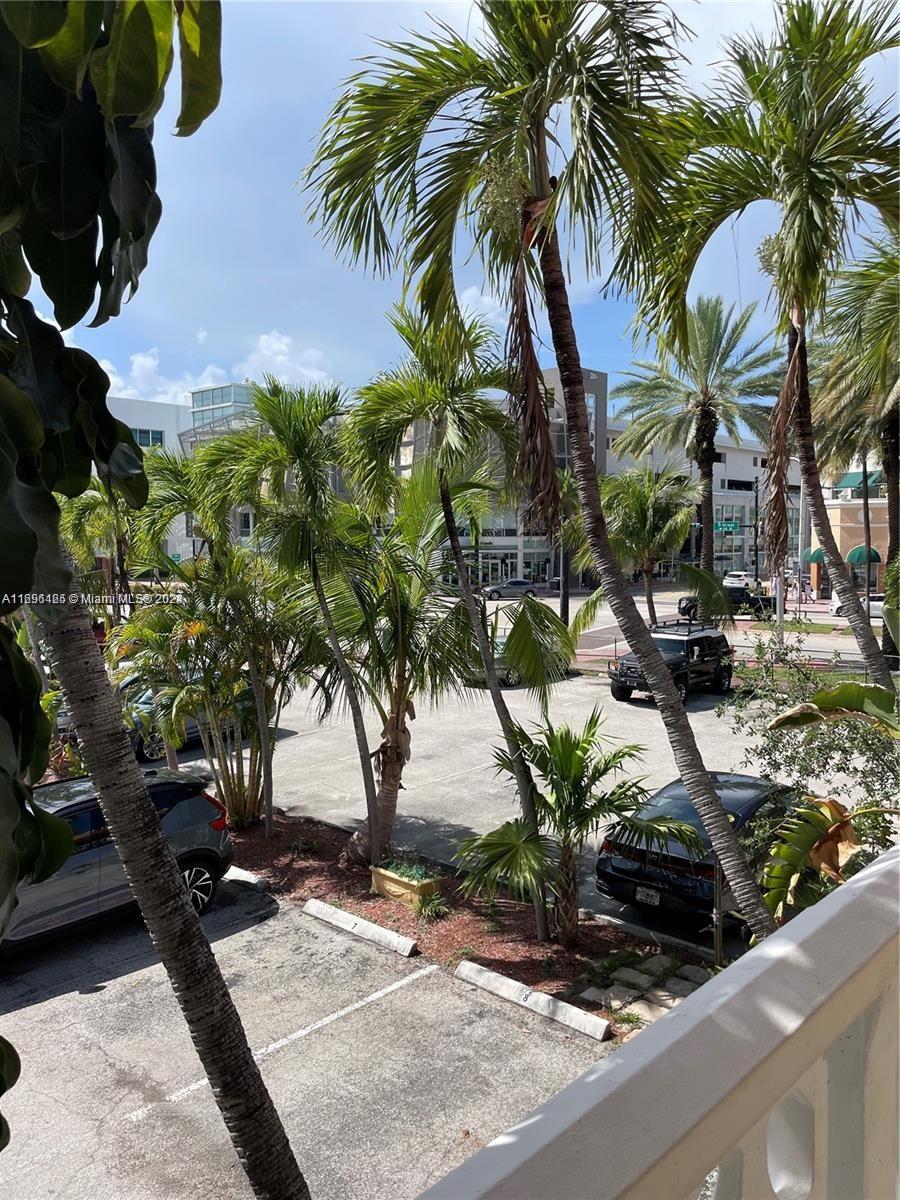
[649,618,720,635]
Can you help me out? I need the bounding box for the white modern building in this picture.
[606,416,804,579]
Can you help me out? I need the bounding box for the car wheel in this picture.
[503,667,521,687]
[610,683,632,702]
[833,605,843,617]
[179,858,219,915]
[488,590,501,601]
[674,677,689,705]
[712,666,732,694]
[525,589,536,598]
[136,729,166,762]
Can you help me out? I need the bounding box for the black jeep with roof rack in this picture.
[607,619,733,705]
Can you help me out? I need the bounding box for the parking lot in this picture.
[0,881,607,1200]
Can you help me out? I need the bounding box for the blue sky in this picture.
[47,1,896,413]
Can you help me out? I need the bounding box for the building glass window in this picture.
[131,428,164,447]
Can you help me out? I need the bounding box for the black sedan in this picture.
[596,773,792,919]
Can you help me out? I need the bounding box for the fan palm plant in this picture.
[456,710,702,947]
[635,0,898,690]
[309,0,777,938]
[612,297,780,575]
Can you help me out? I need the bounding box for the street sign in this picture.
[714,520,740,533]
[171,553,182,562]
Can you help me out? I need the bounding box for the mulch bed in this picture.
[232,813,659,1037]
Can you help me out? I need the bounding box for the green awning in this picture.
[846,544,882,564]
[833,470,883,490]
[802,547,826,564]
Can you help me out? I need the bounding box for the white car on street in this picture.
[830,593,884,619]
[722,571,760,589]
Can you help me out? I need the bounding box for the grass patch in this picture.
[417,892,450,922]
[615,1011,645,1029]
[580,948,644,988]
[446,944,477,966]
[380,857,442,882]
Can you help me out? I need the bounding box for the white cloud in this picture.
[459,286,506,327]
[102,347,227,406]
[233,330,328,384]
[99,330,329,406]
[196,327,208,345]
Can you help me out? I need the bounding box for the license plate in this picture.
[635,886,660,906]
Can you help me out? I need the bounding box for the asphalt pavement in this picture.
[0,882,606,1200]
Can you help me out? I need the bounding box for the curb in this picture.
[454,959,611,1042]
[589,912,722,964]
[223,865,269,891]
[302,897,418,958]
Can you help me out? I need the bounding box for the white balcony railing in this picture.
[422,848,899,1200]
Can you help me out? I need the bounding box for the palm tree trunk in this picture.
[21,607,50,693]
[246,645,274,838]
[861,453,872,615]
[880,407,899,666]
[310,559,380,864]
[696,431,716,577]
[537,221,776,940]
[41,599,309,1200]
[560,545,571,627]
[642,568,658,626]
[439,469,550,942]
[789,327,893,691]
[556,840,579,949]
[375,741,405,849]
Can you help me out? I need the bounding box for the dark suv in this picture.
[4,768,233,944]
[678,587,774,620]
[608,621,732,704]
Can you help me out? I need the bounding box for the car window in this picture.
[651,637,686,655]
[67,809,96,854]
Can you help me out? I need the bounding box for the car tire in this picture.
[488,590,501,601]
[178,857,220,915]
[610,683,632,702]
[525,589,536,598]
[674,677,689,705]
[503,667,521,687]
[833,605,843,617]
[135,730,166,762]
[712,666,732,694]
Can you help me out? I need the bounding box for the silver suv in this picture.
[5,769,233,944]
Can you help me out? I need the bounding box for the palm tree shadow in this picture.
[0,881,278,1015]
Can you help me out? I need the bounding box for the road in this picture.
[0,882,606,1200]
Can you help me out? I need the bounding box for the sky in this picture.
[43,1,897,415]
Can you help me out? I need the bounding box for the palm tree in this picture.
[201,381,382,862]
[817,232,899,663]
[320,463,479,859]
[612,297,780,575]
[457,710,701,948]
[580,465,701,626]
[309,0,777,939]
[132,447,234,566]
[636,0,898,690]
[344,305,561,938]
[59,478,135,622]
[40,600,310,1199]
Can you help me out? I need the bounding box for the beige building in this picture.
[809,468,890,592]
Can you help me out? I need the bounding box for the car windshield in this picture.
[639,780,772,844]
[651,638,686,655]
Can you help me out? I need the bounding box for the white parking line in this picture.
[127,963,439,1122]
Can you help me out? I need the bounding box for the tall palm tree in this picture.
[612,297,780,575]
[818,232,899,662]
[344,305,559,938]
[321,463,479,858]
[40,600,310,1199]
[201,381,382,862]
[582,465,701,626]
[310,0,778,938]
[636,0,898,690]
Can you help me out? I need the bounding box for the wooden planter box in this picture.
[370,866,441,909]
